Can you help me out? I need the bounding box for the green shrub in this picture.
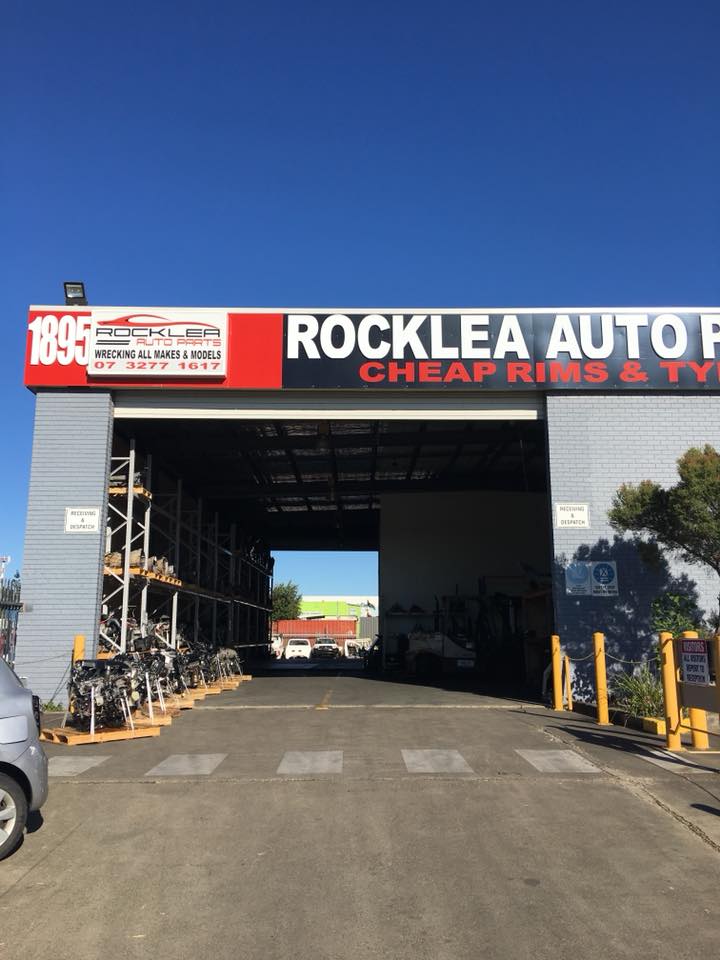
[42,700,64,712]
[613,666,664,719]
[650,594,701,637]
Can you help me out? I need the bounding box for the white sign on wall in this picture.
[555,503,590,528]
[87,310,228,378]
[64,507,100,533]
[680,638,710,684]
[564,561,618,596]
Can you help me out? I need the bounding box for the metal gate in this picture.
[0,577,22,666]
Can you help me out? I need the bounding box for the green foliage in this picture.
[613,666,664,719]
[42,700,64,712]
[608,445,720,575]
[650,594,701,636]
[271,581,302,621]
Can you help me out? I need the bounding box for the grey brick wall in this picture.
[546,393,720,698]
[15,391,113,703]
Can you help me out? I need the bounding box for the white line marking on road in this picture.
[638,749,717,773]
[48,756,110,777]
[515,749,600,773]
[401,749,474,774]
[144,754,227,776]
[276,750,343,774]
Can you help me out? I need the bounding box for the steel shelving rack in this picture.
[101,438,273,654]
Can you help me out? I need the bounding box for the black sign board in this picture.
[282,311,720,389]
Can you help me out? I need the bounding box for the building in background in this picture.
[300,595,378,619]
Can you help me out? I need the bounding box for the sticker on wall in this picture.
[564,562,592,595]
[591,561,618,596]
[64,507,100,533]
[555,503,590,528]
[564,560,618,596]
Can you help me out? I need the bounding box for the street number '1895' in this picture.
[27,315,91,366]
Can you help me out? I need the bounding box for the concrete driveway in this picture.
[2,674,719,959]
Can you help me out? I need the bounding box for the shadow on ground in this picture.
[247,656,540,703]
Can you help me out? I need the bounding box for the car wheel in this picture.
[0,773,28,862]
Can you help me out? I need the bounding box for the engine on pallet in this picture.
[68,656,143,731]
[69,619,246,731]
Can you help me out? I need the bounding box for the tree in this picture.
[271,581,302,621]
[609,444,720,609]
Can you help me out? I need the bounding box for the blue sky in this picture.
[2,1,719,593]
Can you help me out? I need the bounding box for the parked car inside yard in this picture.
[312,638,341,659]
[284,638,312,660]
[0,659,48,860]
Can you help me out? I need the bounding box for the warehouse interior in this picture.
[114,416,553,688]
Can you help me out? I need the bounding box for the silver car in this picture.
[0,659,48,860]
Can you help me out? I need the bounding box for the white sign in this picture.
[680,638,710,684]
[64,507,100,533]
[555,503,590,528]
[87,310,228,378]
[564,561,619,596]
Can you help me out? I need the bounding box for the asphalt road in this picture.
[2,674,720,960]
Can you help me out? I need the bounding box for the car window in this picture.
[289,639,309,645]
[0,658,23,689]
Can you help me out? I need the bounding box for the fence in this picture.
[551,629,720,751]
[0,576,22,666]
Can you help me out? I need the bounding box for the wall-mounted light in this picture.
[63,281,87,306]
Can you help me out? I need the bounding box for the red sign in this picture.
[24,308,283,389]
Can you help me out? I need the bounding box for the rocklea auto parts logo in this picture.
[94,315,222,346]
[88,313,227,376]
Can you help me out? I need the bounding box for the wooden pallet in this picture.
[240,675,253,682]
[128,566,182,585]
[219,679,242,689]
[202,685,224,695]
[41,724,161,745]
[103,566,182,586]
[135,713,173,727]
[138,702,180,721]
[172,697,196,710]
[108,485,153,500]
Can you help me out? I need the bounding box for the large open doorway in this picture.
[113,412,552,692]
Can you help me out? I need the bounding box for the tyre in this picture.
[0,773,28,862]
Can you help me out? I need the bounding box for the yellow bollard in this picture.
[659,631,682,751]
[593,631,610,725]
[564,655,573,711]
[714,635,720,719]
[551,635,564,711]
[72,634,85,663]
[681,630,710,751]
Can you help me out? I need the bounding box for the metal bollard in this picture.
[564,655,573,711]
[593,632,610,725]
[551,635,563,711]
[681,631,710,750]
[72,634,85,663]
[659,631,682,751]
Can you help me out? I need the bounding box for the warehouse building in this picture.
[17,304,720,701]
